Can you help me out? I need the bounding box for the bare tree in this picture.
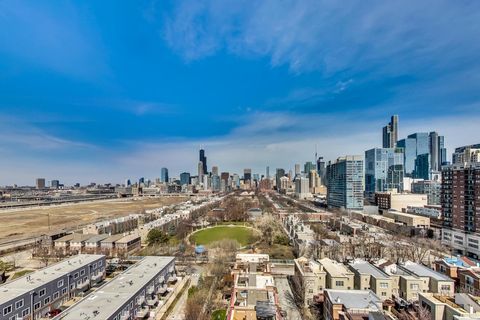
[285,274,314,320]
[185,290,208,320]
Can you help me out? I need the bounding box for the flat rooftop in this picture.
[0,254,104,305]
[319,258,353,278]
[57,256,175,320]
[115,233,140,243]
[349,260,390,279]
[402,261,453,281]
[84,234,110,244]
[325,289,381,311]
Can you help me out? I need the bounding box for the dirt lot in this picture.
[0,196,187,243]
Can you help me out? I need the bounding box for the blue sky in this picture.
[1,0,480,185]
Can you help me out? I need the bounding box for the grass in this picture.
[211,309,226,320]
[190,226,258,246]
[11,269,34,279]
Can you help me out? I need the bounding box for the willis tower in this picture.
[199,149,208,175]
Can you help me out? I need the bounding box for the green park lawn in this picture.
[190,226,258,246]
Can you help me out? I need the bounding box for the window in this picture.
[80,270,85,276]
[53,291,60,300]
[22,308,30,317]
[58,279,64,288]
[93,263,97,268]
[77,280,81,286]
[381,292,387,296]
[98,261,103,267]
[441,285,451,291]
[74,272,79,279]
[410,284,419,290]
[380,282,388,288]
[44,297,51,305]
[3,305,12,315]
[15,299,24,309]
[62,288,67,295]
[39,289,46,297]
[70,284,75,290]
[34,302,41,311]
[335,281,344,287]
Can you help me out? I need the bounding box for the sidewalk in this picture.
[155,276,190,320]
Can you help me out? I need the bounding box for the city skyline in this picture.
[1,1,480,184]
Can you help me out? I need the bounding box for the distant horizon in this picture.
[1,1,479,185]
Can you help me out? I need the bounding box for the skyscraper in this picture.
[276,168,285,190]
[382,115,399,148]
[212,166,219,176]
[326,156,364,210]
[160,167,169,183]
[51,180,60,189]
[199,149,208,175]
[198,161,204,177]
[397,131,446,177]
[243,169,252,182]
[180,172,190,186]
[295,176,311,199]
[304,162,315,174]
[266,166,270,179]
[36,178,45,189]
[294,164,301,176]
[317,157,326,185]
[365,148,404,197]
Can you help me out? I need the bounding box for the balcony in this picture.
[146,285,155,294]
[120,312,130,320]
[157,284,168,294]
[147,296,158,306]
[136,295,146,305]
[135,307,150,319]
[77,280,89,290]
[158,275,165,284]
[167,274,177,283]
[91,272,104,282]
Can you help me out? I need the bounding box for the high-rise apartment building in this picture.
[295,176,311,199]
[36,178,46,189]
[382,115,399,148]
[276,168,285,190]
[160,167,169,183]
[199,149,208,175]
[365,148,404,197]
[452,144,480,164]
[326,156,364,210]
[180,172,190,186]
[441,144,480,257]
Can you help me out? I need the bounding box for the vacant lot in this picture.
[190,226,259,247]
[0,196,187,244]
